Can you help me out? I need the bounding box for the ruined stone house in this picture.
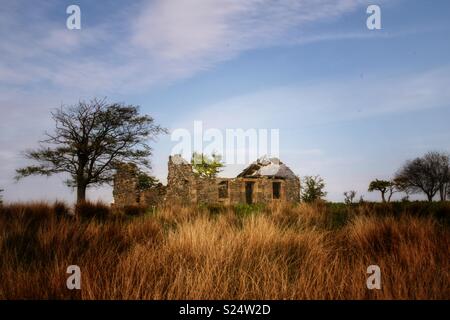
[113,155,300,207]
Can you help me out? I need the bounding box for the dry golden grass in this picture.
[0,201,448,299]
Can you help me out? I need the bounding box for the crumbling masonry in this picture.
[113,155,300,207]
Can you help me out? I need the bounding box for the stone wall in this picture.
[140,184,166,206]
[113,163,140,207]
[164,155,196,205]
[113,163,166,207]
[194,177,219,204]
[284,176,301,203]
[113,156,300,207]
[189,176,300,205]
[222,177,300,205]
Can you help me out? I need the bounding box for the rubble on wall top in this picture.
[237,156,297,179]
[170,154,189,165]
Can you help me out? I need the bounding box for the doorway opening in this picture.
[245,182,254,204]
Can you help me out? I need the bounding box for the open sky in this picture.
[1,0,449,203]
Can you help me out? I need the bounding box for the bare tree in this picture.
[393,175,412,201]
[16,98,167,203]
[437,154,450,201]
[394,151,449,202]
[343,190,357,204]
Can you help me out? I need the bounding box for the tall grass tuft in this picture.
[0,201,448,299]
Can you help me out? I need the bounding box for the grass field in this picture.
[0,201,448,299]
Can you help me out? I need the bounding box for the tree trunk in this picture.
[381,192,386,203]
[427,193,433,202]
[387,191,393,203]
[439,185,447,201]
[77,184,87,203]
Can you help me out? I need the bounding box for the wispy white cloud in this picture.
[4,0,444,203]
[130,0,368,85]
[177,66,450,130]
[0,0,374,93]
[132,0,363,58]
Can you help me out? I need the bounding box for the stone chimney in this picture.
[112,163,140,206]
[164,155,195,205]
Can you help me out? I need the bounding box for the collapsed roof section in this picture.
[237,156,297,179]
[169,154,189,165]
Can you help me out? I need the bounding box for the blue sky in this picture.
[1,0,450,203]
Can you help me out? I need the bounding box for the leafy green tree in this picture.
[191,152,224,178]
[368,179,396,203]
[300,175,327,203]
[16,98,167,204]
[137,171,161,191]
